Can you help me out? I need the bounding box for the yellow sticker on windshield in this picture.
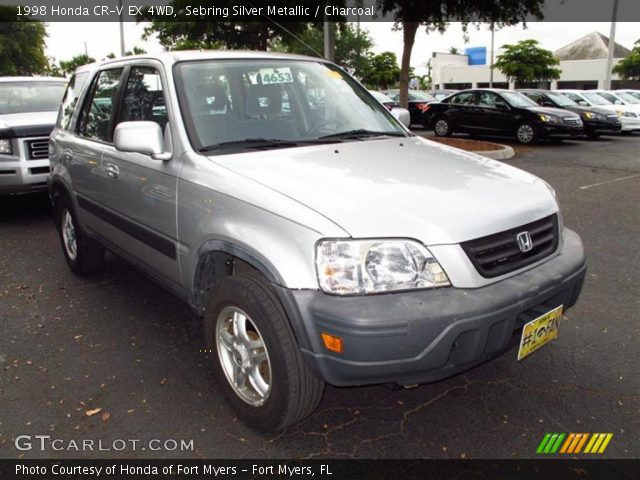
[325,70,343,79]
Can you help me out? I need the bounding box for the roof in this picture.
[0,76,67,83]
[90,50,327,71]
[554,32,631,61]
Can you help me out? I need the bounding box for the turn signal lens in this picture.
[321,333,343,353]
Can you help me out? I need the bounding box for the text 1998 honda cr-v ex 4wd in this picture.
[48,52,586,431]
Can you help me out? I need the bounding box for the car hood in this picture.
[0,111,58,136]
[210,137,557,245]
[526,106,580,118]
[564,105,618,116]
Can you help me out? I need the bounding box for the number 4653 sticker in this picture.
[259,68,293,84]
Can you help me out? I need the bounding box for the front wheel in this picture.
[204,275,324,431]
[515,122,537,144]
[433,117,452,137]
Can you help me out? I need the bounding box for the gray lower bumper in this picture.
[278,229,586,387]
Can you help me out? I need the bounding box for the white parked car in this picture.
[556,89,640,132]
[368,90,411,127]
[615,89,640,101]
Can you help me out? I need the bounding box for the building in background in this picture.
[431,32,638,90]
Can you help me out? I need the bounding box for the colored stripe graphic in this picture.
[539,433,613,454]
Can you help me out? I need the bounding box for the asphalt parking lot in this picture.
[1,133,639,460]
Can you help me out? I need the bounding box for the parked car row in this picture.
[421,88,640,144]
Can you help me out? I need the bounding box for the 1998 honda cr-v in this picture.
[49,52,586,431]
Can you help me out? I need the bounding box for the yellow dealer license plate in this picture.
[517,305,563,361]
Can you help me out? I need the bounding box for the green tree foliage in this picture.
[360,51,401,89]
[273,24,373,78]
[0,6,48,76]
[495,39,561,86]
[613,39,640,80]
[59,54,96,76]
[140,0,320,51]
[376,0,545,107]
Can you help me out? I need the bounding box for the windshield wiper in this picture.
[319,129,408,140]
[199,137,340,152]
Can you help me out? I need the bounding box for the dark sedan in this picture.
[519,89,621,139]
[423,89,584,144]
[386,89,436,127]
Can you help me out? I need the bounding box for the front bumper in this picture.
[0,139,51,195]
[619,116,640,132]
[584,119,622,134]
[538,123,584,138]
[280,229,585,387]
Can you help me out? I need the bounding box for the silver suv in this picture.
[0,77,67,194]
[49,52,586,431]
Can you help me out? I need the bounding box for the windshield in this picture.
[616,92,640,104]
[501,91,537,108]
[547,92,577,106]
[625,91,640,100]
[0,82,67,115]
[174,60,406,152]
[581,92,612,106]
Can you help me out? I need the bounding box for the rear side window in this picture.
[120,66,168,130]
[449,92,475,105]
[57,72,88,131]
[77,68,124,143]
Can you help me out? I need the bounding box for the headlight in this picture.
[616,110,624,117]
[623,111,638,118]
[538,114,559,123]
[582,111,595,120]
[316,239,450,295]
[0,139,12,154]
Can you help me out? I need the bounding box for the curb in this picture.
[477,144,515,160]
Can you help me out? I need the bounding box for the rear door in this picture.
[445,91,478,131]
[473,91,514,134]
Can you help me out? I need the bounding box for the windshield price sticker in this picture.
[259,68,293,85]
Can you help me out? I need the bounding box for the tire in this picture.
[515,122,537,144]
[204,275,324,431]
[55,195,105,275]
[433,117,452,137]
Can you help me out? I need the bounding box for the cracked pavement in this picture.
[1,133,638,460]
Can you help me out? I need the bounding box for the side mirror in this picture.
[495,103,509,111]
[542,101,555,108]
[114,121,171,161]
[391,108,411,127]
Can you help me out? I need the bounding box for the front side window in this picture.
[120,66,168,129]
[477,91,508,108]
[174,60,406,153]
[448,92,475,105]
[0,81,66,115]
[77,68,124,143]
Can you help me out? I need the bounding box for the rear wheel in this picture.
[56,196,105,275]
[515,122,537,144]
[204,275,324,431]
[434,117,452,137]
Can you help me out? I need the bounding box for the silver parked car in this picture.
[49,52,586,431]
[0,77,67,194]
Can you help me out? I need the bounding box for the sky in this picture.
[45,21,640,75]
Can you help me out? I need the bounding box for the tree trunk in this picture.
[399,21,419,109]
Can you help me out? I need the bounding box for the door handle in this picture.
[105,163,119,179]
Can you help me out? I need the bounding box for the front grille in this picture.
[29,166,50,175]
[26,139,49,160]
[564,117,582,126]
[462,214,559,278]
